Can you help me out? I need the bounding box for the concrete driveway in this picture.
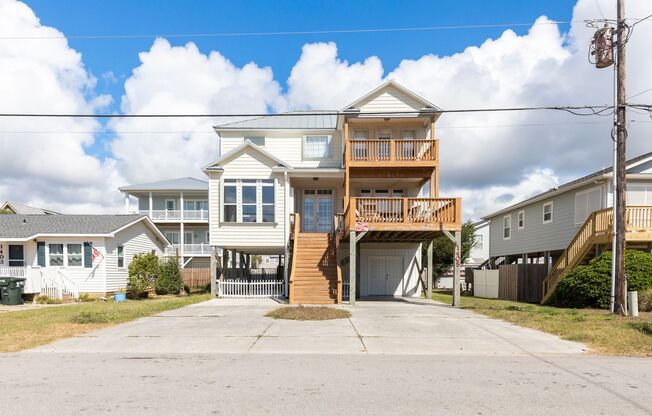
[31,298,586,355]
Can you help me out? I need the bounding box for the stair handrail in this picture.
[541,208,611,303]
[288,212,300,304]
[333,213,344,304]
[57,269,80,299]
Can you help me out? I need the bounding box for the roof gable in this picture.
[1,201,59,215]
[343,80,441,113]
[203,141,291,172]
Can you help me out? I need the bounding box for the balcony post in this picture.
[403,198,408,224]
[389,138,395,161]
[453,230,462,307]
[180,192,184,221]
[149,192,153,218]
[124,193,130,214]
[349,230,356,306]
[427,239,433,300]
[180,222,185,259]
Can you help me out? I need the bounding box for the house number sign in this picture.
[0,244,5,266]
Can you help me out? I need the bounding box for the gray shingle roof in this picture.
[214,111,338,130]
[1,201,59,215]
[118,177,208,192]
[0,214,145,239]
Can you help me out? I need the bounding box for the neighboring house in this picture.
[1,201,59,215]
[482,152,652,302]
[118,177,210,269]
[201,80,462,303]
[0,214,168,298]
[467,220,490,267]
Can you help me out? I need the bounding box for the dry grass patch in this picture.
[432,291,652,356]
[0,294,210,352]
[265,306,351,321]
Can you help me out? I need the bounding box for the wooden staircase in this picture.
[289,214,341,304]
[541,206,652,304]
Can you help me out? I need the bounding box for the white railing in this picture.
[40,269,80,300]
[341,281,350,300]
[140,209,208,221]
[165,243,211,256]
[218,279,284,299]
[0,266,26,277]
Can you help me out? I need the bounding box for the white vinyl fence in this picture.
[473,269,499,299]
[218,279,284,299]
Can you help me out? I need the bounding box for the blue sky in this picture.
[26,0,577,112]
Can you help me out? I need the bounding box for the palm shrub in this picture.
[127,252,159,298]
[156,256,183,295]
[549,250,652,308]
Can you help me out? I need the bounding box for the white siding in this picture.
[220,130,342,169]
[209,148,288,251]
[104,221,166,293]
[357,86,425,113]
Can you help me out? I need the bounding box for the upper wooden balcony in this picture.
[338,197,462,235]
[345,138,438,168]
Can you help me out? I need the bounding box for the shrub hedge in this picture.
[549,250,652,309]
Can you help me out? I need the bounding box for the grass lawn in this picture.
[0,294,210,352]
[265,305,351,321]
[432,292,652,356]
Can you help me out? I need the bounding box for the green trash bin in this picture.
[0,277,26,305]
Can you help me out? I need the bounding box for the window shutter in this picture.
[83,242,92,268]
[37,242,46,267]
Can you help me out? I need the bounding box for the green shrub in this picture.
[639,288,652,312]
[155,256,183,295]
[127,252,159,298]
[550,250,652,309]
[630,321,652,337]
[35,295,62,305]
[78,293,95,303]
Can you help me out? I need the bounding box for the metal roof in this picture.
[482,151,652,220]
[0,214,150,239]
[1,201,59,215]
[118,177,208,192]
[214,111,338,131]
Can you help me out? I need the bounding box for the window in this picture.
[222,179,276,223]
[402,130,416,140]
[303,135,332,159]
[8,245,24,267]
[353,130,368,140]
[117,246,125,268]
[165,199,176,211]
[574,187,602,224]
[377,129,391,140]
[543,202,553,224]
[49,244,64,266]
[474,234,484,250]
[183,200,208,211]
[245,136,265,146]
[627,184,652,205]
[517,210,525,230]
[503,215,511,240]
[67,244,82,267]
[164,231,179,245]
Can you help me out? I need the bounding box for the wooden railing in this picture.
[347,139,437,163]
[333,213,345,303]
[541,206,652,303]
[347,197,461,231]
[288,212,300,304]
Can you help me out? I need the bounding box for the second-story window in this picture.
[222,179,275,223]
[543,202,553,224]
[245,137,265,146]
[303,135,332,159]
[517,210,525,229]
[503,215,511,240]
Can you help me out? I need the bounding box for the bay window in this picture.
[222,179,276,223]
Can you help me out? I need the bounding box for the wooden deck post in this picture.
[210,246,218,297]
[427,240,433,300]
[453,230,462,307]
[349,230,356,306]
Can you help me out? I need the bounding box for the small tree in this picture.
[127,252,159,298]
[429,220,476,278]
[156,256,183,295]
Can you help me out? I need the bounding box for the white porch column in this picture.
[283,172,290,298]
[148,192,153,218]
[349,230,356,306]
[180,191,184,221]
[453,230,462,307]
[180,222,185,260]
[124,193,130,213]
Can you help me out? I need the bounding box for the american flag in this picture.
[91,246,103,262]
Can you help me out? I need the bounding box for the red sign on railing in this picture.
[355,222,369,231]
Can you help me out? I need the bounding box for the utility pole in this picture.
[614,0,628,316]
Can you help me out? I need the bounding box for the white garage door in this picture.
[367,256,404,296]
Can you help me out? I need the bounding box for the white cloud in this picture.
[0,0,117,213]
[109,38,284,183]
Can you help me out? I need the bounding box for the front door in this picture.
[302,189,333,233]
[366,255,404,296]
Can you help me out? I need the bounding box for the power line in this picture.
[628,86,652,100]
[0,20,573,41]
[0,105,619,119]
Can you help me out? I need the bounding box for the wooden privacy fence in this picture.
[499,264,548,303]
[181,268,211,291]
[218,279,284,298]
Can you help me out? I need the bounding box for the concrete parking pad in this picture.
[29,297,587,356]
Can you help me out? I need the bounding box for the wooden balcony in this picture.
[340,197,461,234]
[345,139,438,167]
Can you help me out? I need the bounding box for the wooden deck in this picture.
[541,206,652,304]
[346,138,439,168]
